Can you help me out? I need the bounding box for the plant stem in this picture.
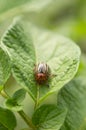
[18,110,36,130]
[34,85,40,109]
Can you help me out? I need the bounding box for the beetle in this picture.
[34,63,51,84]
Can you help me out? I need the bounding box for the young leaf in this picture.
[0,47,11,90]
[12,88,26,104]
[6,98,22,111]
[1,20,37,100]
[32,104,67,130]
[6,88,26,111]
[0,107,16,130]
[57,76,86,130]
[30,27,81,103]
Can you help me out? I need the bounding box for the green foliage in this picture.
[0,107,16,130]
[0,17,81,130]
[1,20,36,100]
[0,47,11,88]
[0,123,8,130]
[1,20,80,104]
[57,69,86,130]
[32,104,67,130]
[31,26,81,103]
[58,76,86,130]
[0,0,85,130]
[6,89,26,111]
[12,88,26,104]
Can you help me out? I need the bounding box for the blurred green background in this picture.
[0,0,86,130]
[0,0,86,53]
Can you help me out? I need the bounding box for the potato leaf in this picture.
[0,47,11,90]
[0,107,16,130]
[32,104,67,130]
[1,20,37,100]
[5,88,26,111]
[1,20,80,103]
[31,26,81,103]
[58,76,86,130]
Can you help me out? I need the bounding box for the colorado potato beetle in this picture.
[34,63,50,84]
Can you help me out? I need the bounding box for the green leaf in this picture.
[6,98,22,111]
[0,47,11,89]
[0,107,16,130]
[6,88,26,111]
[0,123,8,130]
[57,76,86,130]
[1,19,80,102]
[12,88,26,104]
[32,104,67,130]
[1,20,37,100]
[30,26,81,103]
